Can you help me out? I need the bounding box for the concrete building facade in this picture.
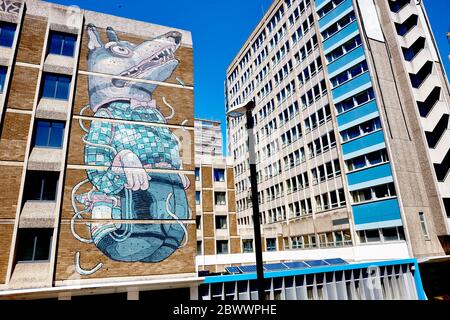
[225,0,450,267]
[194,120,240,273]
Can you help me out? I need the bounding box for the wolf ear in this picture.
[87,24,103,50]
[106,27,120,43]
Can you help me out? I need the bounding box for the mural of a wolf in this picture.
[71,25,190,273]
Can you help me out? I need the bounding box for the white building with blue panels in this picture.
[223,0,450,298]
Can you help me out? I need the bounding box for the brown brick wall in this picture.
[202,190,213,212]
[55,222,196,280]
[0,112,31,162]
[204,239,215,256]
[202,214,214,238]
[227,191,236,213]
[230,238,240,254]
[229,214,238,237]
[16,15,47,65]
[202,166,212,189]
[202,265,217,273]
[227,168,235,189]
[0,224,14,284]
[78,26,193,87]
[278,236,284,251]
[0,166,23,219]
[7,66,39,111]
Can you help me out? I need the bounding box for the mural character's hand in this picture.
[112,150,150,191]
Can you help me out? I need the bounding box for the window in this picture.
[41,73,71,100]
[0,66,7,93]
[48,31,77,57]
[352,183,396,204]
[216,240,229,255]
[214,169,225,182]
[242,239,253,253]
[215,192,226,206]
[195,191,201,205]
[266,238,277,251]
[0,22,16,47]
[347,149,389,172]
[196,216,201,230]
[195,167,200,181]
[215,216,228,230]
[362,229,381,243]
[16,229,53,262]
[33,120,65,148]
[23,171,59,201]
[359,227,405,243]
[341,118,382,142]
[197,241,202,255]
[419,212,429,239]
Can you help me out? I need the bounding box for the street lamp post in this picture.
[227,100,265,301]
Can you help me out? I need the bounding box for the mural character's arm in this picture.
[85,118,126,195]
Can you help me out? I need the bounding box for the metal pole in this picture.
[245,107,265,301]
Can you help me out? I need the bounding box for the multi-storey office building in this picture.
[194,119,223,157]
[0,0,199,299]
[194,120,241,273]
[225,0,450,265]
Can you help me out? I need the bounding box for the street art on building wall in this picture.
[71,24,191,275]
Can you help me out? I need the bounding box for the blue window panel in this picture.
[34,120,65,148]
[0,22,16,47]
[264,263,288,271]
[324,258,348,266]
[239,265,258,273]
[35,121,51,147]
[225,267,241,274]
[0,66,7,93]
[337,100,379,131]
[352,198,402,226]
[342,130,385,160]
[323,20,360,54]
[305,260,330,267]
[42,74,57,98]
[319,0,353,31]
[327,45,365,77]
[332,72,372,103]
[347,163,394,191]
[48,32,77,57]
[284,261,309,269]
[315,0,332,11]
[42,73,71,100]
[55,76,71,100]
[48,122,65,147]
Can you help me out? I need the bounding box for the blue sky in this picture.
[49,0,450,151]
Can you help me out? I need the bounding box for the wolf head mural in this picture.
[71,25,190,275]
[86,24,182,112]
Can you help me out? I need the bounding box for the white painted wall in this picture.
[196,242,411,267]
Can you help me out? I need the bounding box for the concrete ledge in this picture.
[36,98,69,121]
[19,201,57,228]
[0,12,21,24]
[43,54,74,75]
[28,147,63,171]
[0,47,12,65]
[8,262,52,291]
